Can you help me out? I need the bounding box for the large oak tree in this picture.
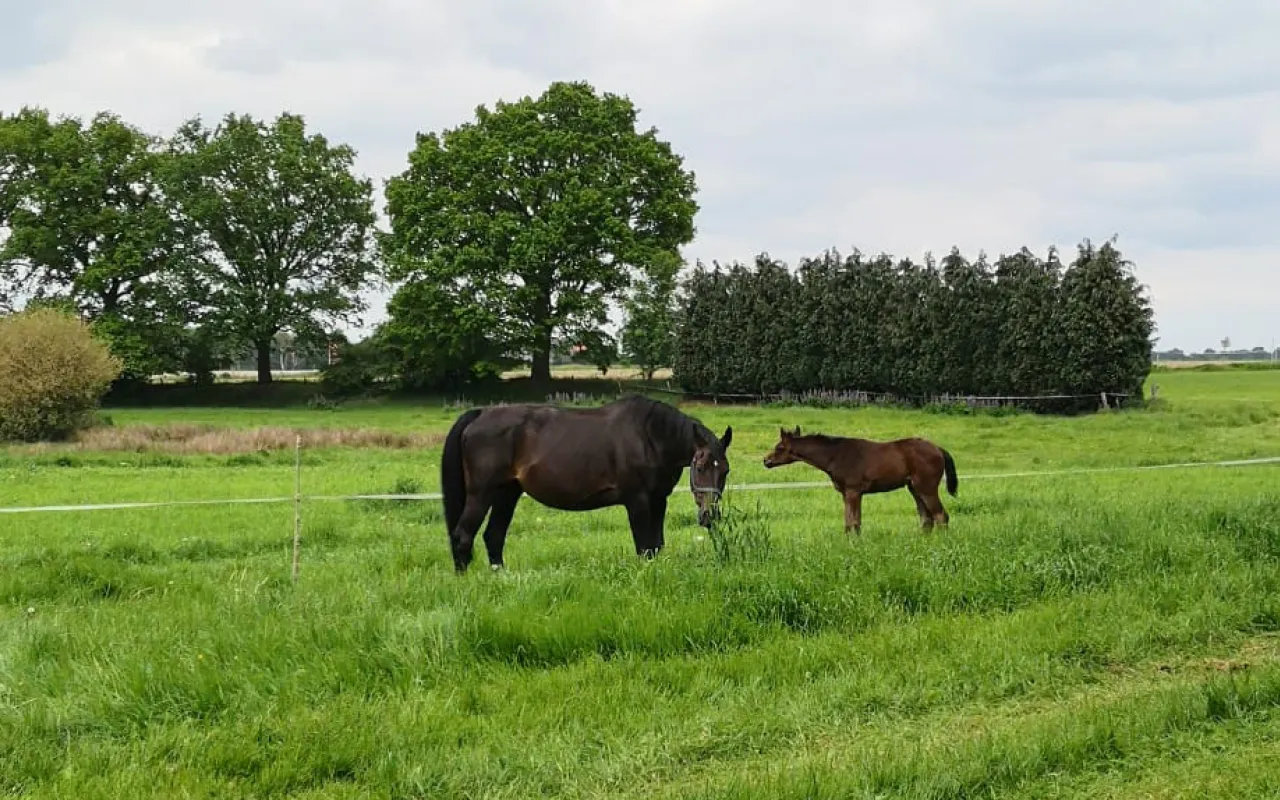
[165,112,378,383]
[381,80,699,384]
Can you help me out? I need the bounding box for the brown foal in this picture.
[762,426,958,535]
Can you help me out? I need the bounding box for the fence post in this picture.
[292,434,302,584]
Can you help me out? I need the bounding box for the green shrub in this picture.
[0,308,123,441]
[318,336,396,397]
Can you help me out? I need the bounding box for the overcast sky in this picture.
[3,0,1277,352]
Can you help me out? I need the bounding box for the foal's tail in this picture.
[442,408,483,533]
[940,447,958,496]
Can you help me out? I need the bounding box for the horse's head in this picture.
[762,425,802,468]
[690,425,733,528]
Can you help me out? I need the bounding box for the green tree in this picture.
[993,246,1063,395]
[935,247,998,395]
[620,253,680,380]
[1057,237,1156,396]
[671,261,728,394]
[164,112,378,383]
[672,239,1156,409]
[0,107,191,380]
[671,255,803,396]
[741,254,802,394]
[381,80,699,384]
[377,277,518,391]
[882,255,936,396]
[825,250,898,393]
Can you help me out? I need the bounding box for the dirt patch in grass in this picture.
[19,423,443,455]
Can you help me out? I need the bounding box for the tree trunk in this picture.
[529,287,554,385]
[255,339,273,384]
[529,328,553,385]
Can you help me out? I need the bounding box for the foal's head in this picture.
[762,425,803,468]
[690,425,733,528]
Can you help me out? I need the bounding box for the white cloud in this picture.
[2,0,1278,350]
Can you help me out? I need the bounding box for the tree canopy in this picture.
[0,107,190,379]
[380,80,699,384]
[164,112,378,383]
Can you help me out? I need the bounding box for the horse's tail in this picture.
[940,447,958,496]
[442,408,483,533]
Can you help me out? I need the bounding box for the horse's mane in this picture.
[792,432,862,453]
[615,394,714,448]
[797,432,846,445]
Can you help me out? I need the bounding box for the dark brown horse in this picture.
[762,426,957,534]
[440,395,733,573]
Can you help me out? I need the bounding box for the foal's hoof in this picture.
[490,563,504,572]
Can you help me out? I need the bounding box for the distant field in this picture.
[499,363,673,381]
[2,369,1280,797]
[1154,359,1280,370]
[147,363,676,385]
[147,359,1278,385]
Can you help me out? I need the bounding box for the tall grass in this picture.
[2,369,1280,797]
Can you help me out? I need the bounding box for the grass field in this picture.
[3,369,1280,797]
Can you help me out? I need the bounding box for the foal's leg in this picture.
[907,484,933,531]
[625,495,657,558]
[921,458,951,528]
[481,483,523,570]
[450,493,492,574]
[843,490,863,536]
[921,490,950,529]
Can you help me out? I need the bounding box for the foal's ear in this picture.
[721,426,733,448]
[793,425,802,436]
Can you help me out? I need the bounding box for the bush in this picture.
[0,308,123,441]
[319,335,396,397]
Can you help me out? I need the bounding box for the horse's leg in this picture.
[843,490,862,536]
[450,492,491,574]
[921,489,950,529]
[625,494,657,558]
[907,484,934,531]
[481,483,523,570]
[648,492,669,554]
[925,454,951,528]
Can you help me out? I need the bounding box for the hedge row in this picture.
[671,239,1155,409]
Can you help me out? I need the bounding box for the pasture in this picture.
[3,369,1280,798]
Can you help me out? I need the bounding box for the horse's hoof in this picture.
[490,563,504,572]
